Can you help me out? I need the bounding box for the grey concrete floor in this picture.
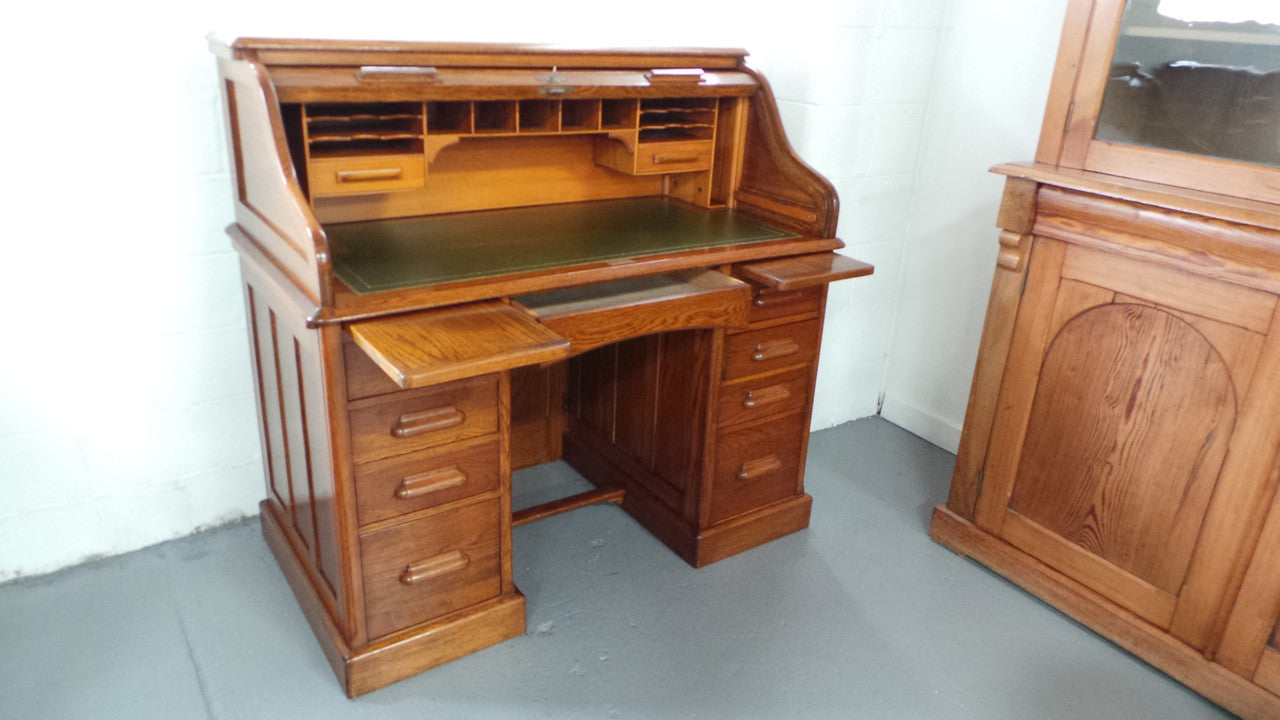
[0,418,1235,719]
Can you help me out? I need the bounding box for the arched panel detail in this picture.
[1010,302,1237,596]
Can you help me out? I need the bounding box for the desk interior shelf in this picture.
[305,103,426,157]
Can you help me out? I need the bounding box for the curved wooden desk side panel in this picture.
[212,40,332,305]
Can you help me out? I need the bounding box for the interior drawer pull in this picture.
[336,168,404,183]
[399,551,470,585]
[737,455,783,481]
[751,338,800,362]
[391,406,465,438]
[742,384,792,409]
[651,152,701,165]
[395,467,467,499]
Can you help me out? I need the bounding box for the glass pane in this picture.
[1095,0,1280,168]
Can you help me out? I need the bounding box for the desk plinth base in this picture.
[259,502,526,698]
[929,504,1280,720]
[562,432,812,567]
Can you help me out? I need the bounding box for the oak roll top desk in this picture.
[209,37,871,696]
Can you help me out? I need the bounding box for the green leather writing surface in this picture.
[327,197,795,294]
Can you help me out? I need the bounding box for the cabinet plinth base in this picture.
[260,502,526,698]
[929,504,1280,720]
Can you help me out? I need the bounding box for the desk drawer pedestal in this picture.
[561,275,831,567]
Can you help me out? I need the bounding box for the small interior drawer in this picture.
[308,153,425,197]
[634,140,713,175]
[360,498,502,639]
[348,374,498,464]
[354,439,500,526]
[718,366,810,429]
[594,138,713,175]
[710,412,806,524]
[723,319,820,381]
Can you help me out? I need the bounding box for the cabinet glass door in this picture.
[1095,0,1280,168]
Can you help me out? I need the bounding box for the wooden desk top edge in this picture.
[994,162,1280,232]
[213,36,750,69]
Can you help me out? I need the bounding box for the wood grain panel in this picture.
[1115,293,1266,396]
[279,332,318,559]
[509,364,559,470]
[1256,649,1280,696]
[571,345,617,441]
[245,286,285,515]
[1217,452,1280,676]
[1170,303,1280,651]
[360,498,502,639]
[1061,243,1275,333]
[949,229,1034,520]
[973,237,1069,532]
[1048,279,1114,337]
[1009,304,1236,597]
[654,331,714,500]
[1002,510,1177,626]
[612,337,659,468]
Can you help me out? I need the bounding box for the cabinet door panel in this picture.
[1009,304,1236,610]
[978,239,1277,635]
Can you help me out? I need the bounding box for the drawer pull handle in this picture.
[336,168,403,183]
[737,455,783,481]
[652,153,701,165]
[391,406,465,438]
[751,339,800,362]
[400,551,470,585]
[743,384,791,409]
[752,289,803,307]
[395,467,467,499]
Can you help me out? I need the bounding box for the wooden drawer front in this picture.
[355,440,500,526]
[718,367,811,428]
[710,412,806,524]
[308,154,425,197]
[634,140,714,175]
[344,339,403,401]
[744,285,822,324]
[349,375,498,465]
[723,319,820,381]
[360,498,503,639]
